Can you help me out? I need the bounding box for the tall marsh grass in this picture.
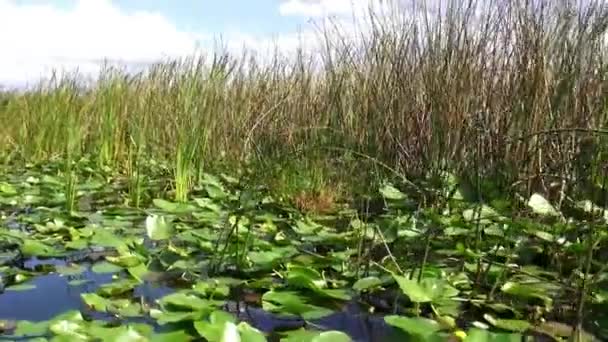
[1,0,607,200]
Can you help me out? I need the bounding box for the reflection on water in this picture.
[0,258,401,342]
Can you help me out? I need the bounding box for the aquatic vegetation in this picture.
[1,0,608,340]
[0,159,606,341]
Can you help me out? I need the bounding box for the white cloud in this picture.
[279,0,390,18]
[0,0,202,87]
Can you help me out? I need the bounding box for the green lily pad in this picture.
[237,322,267,342]
[13,320,50,337]
[527,193,559,217]
[91,261,123,274]
[21,239,61,257]
[464,328,522,342]
[194,311,236,341]
[380,183,406,200]
[151,330,194,342]
[6,283,36,292]
[391,274,432,303]
[311,331,352,342]
[483,314,530,333]
[262,290,333,320]
[153,198,196,214]
[150,309,204,325]
[384,315,441,338]
[157,292,218,312]
[55,264,86,276]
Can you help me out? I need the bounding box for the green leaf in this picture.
[55,264,86,276]
[127,263,149,283]
[92,261,123,274]
[145,215,174,241]
[353,277,383,292]
[157,292,217,312]
[6,283,36,292]
[0,182,17,195]
[262,291,333,320]
[21,239,61,257]
[464,328,522,342]
[483,314,530,333]
[501,282,553,308]
[97,279,138,297]
[81,293,110,312]
[150,309,203,325]
[49,320,88,340]
[237,322,267,342]
[384,315,441,338]
[532,321,597,341]
[192,281,230,298]
[391,274,432,303]
[151,330,194,342]
[14,320,50,337]
[527,193,559,217]
[311,331,351,342]
[153,199,196,214]
[194,311,236,341]
[90,229,127,249]
[106,254,143,268]
[380,183,406,200]
[463,205,505,223]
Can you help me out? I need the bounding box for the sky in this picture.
[0,0,391,87]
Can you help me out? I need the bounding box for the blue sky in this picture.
[0,0,386,86]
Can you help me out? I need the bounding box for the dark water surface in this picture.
[0,257,401,341]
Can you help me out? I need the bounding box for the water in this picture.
[0,257,401,341]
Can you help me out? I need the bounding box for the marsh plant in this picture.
[1,0,608,341]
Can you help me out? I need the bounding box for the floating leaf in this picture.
[464,328,522,342]
[0,182,17,195]
[501,282,553,308]
[527,193,559,217]
[81,293,110,312]
[127,263,149,283]
[150,310,203,325]
[55,264,86,276]
[384,315,441,338]
[49,320,88,340]
[380,183,406,200]
[90,229,127,249]
[153,198,196,214]
[157,292,217,313]
[237,322,266,342]
[92,261,123,274]
[532,321,597,341]
[391,275,432,303]
[20,239,60,257]
[13,320,50,337]
[483,314,530,333]
[262,291,333,320]
[151,330,194,342]
[194,311,237,342]
[463,205,504,223]
[6,283,36,292]
[97,279,138,297]
[311,331,352,342]
[145,215,174,241]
